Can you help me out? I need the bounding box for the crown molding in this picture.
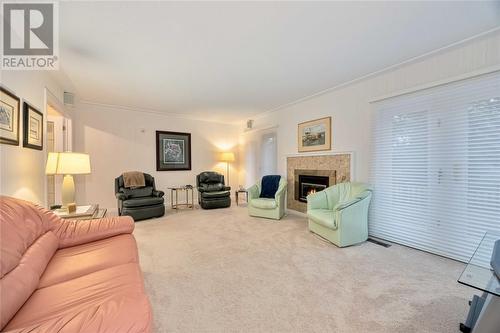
[250,26,500,121]
[77,100,240,126]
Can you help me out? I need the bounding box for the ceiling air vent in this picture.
[63,92,75,106]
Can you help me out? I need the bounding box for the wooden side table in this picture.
[169,186,195,210]
[235,189,248,206]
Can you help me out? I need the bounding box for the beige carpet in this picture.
[132,205,473,333]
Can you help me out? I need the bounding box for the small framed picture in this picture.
[298,116,332,153]
[0,87,20,146]
[23,102,43,150]
[156,131,192,171]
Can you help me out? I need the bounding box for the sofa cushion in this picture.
[201,190,230,199]
[251,198,277,210]
[307,209,337,229]
[39,234,139,288]
[122,196,164,208]
[4,263,152,333]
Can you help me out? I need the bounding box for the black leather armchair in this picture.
[115,173,165,221]
[196,171,231,209]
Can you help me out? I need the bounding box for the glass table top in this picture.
[458,232,500,297]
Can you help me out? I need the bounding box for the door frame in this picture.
[44,88,72,207]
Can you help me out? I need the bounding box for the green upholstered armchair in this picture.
[247,178,287,220]
[307,182,372,247]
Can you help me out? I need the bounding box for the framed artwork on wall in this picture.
[156,130,192,171]
[297,116,332,152]
[23,102,43,150]
[0,87,20,146]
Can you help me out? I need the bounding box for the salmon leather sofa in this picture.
[0,196,152,333]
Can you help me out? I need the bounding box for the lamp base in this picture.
[62,174,75,207]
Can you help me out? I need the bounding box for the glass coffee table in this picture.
[458,232,500,333]
[168,186,195,210]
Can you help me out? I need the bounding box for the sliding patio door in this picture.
[370,71,500,262]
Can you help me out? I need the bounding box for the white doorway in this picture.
[46,93,72,207]
[259,132,277,178]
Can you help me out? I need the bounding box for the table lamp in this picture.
[219,152,235,185]
[45,152,91,207]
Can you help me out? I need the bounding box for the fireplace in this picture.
[288,156,347,213]
[297,174,329,202]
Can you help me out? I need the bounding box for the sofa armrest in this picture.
[52,216,135,249]
[223,186,231,191]
[307,190,327,211]
[153,190,165,198]
[247,184,260,201]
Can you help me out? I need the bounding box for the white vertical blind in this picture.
[370,71,500,262]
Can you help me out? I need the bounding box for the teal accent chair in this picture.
[248,178,287,220]
[307,182,372,247]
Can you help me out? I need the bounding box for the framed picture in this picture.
[0,87,20,146]
[23,102,43,150]
[156,131,191,171]
[297,116,331,152]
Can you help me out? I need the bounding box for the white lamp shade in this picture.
[45,152,91,175]
[219,152,235,162]
[45,152,59,175]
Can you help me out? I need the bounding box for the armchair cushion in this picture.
[122,197,164,208]
[259,175,281,198]
[198,183,225,192]
[201,190,230,199]
[251,198,277,210]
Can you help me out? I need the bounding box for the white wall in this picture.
[0,71,67,204]
[72,103,240,209]
[239,30,500,186]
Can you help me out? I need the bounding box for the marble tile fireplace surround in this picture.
[287,153,351,213]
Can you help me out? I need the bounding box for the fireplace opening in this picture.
[297,174,329,202]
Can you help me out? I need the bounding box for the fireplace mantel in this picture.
[286,153,352,213]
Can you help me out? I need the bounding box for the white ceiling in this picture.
[59,1,500,123]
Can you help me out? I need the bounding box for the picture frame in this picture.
[156,130,192,171]
[297,116,332,152]
[0,86,20,146]
[23,102,44,150]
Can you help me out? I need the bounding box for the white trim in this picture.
[251,26,500,120]
[46,88,68,117]
[369,65,500,103]
[78,100,239,126]
[242,125,279,135]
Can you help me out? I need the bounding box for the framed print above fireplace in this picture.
[156,130,192,171]
[23,102,43,150]
[0,87,20,146]
[298,116,331,152]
